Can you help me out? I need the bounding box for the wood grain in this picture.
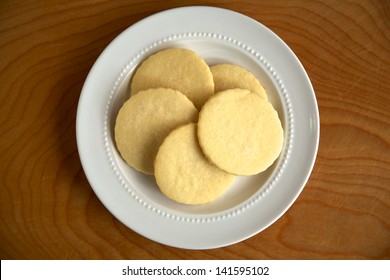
[1,0,389,259]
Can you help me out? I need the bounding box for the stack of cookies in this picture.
[115,48,283,205]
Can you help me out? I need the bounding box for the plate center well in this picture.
[107,36,286,215]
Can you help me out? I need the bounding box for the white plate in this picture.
[76,6,319,249]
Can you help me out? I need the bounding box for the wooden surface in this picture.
[1,0,389,260]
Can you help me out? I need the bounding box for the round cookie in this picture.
[154,123,235,205]
[210,63,267,100]
[131,48,214,110]
[197,88,283,176]
[115,88,198,175]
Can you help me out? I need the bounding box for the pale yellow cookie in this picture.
[197,88,283,176]
[210,64,267,100]
[154,123,235,205]
[115,88,198,175]
[130,48,214,110]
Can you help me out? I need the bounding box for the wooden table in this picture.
[1,0,389,260]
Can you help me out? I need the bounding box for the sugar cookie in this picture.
[115,88,198,175]
[130,48,214,110]
[210,64,267,99]
[197,88,283,176]
[154,123,235,205]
